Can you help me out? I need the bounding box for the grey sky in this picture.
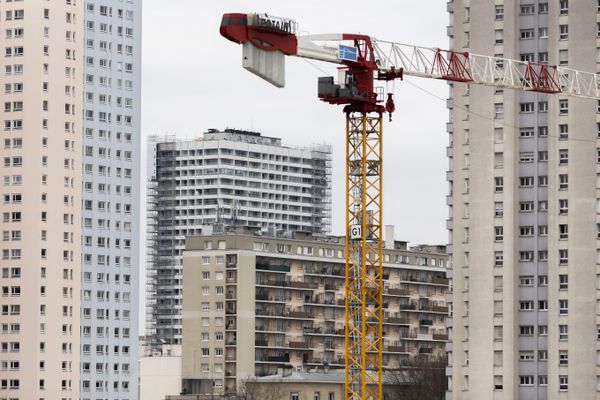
[141,1,449,245]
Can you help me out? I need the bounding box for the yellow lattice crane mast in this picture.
[220,12,600,400]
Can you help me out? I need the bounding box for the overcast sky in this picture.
[141,1,449,245]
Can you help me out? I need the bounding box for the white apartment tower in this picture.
[81,1,141,400]
[147,129,332,347]
[447,1,600,399]
[0,1,83,399]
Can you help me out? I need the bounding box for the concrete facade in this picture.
[80,1,142,399]
[0,1,83,399]
[447,1,600,399]
[181,229,448,395]
[139,345,182,400]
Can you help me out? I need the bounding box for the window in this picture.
[558,199,569,215]
[519,226,534,237]
[520,202,534,212]
[495,226,503,241]
[559,324,568,340]
[519,351,534,360]
[520,4,535,14]
[495,252,504,267]
[520,102,534,113]
[520,29,535,40]
[559,224,568,239]
[559,376,568,391]
[559,0,568,14]
[520,176,534,187]
[559,174,568,190]
[539,27,549,39]
[520,301,534,311]
[495,202,503,217]
[520,325,534,336]
[523,281,537,298]
[559,274,568,290]
[559,299,568,315]
[291,393,300,400]
[495,177,503,192]
[559,25,569,40]
[559,50,568,65]
[559,124,568,139]
[520,127,534,138]
[559,249,568,264]
[495,30,504,45]
[539,3,548,13]
[495,5,504,20]
[520,152,534,163]
[520,375,534,386]
[559,350,568,365]
[538,151,548,161]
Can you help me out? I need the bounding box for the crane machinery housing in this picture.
[220,11,600,400]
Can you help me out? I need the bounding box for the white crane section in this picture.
[371,40,600,99]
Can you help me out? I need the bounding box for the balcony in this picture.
[255,292,270,301]
[399,303,416,311]
[433,333,449,341]
[433,276,449,285]
[386,315,409,325]
[289,309,311,319]
[386,342,408,353]
[256,263,291,273]
[420,319,434,326]
[386,288,409,296]
[290,280,312,289]
[289,341,309,349]
[433,305,449,313]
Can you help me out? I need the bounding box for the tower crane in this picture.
[220,12,600,400]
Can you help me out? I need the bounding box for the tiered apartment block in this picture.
[181,229,448,395]
[447,1,600,399]
[146,129,332,348]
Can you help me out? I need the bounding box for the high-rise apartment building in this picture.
[447,1,600,399]
[0,2,141,400]
[180,229,448,395]
[0,2,83,399]
[146,129,332,347]
[80,2,142,399]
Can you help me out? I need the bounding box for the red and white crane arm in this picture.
[221,12,600,101]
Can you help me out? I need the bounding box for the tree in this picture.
[384,354,447,400]
[237,377,288,400]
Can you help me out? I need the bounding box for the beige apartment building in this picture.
[447,1,600,399]
[0,1,83,400]
[180,227,448,395]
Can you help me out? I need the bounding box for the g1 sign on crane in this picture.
[220,11,600,400]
